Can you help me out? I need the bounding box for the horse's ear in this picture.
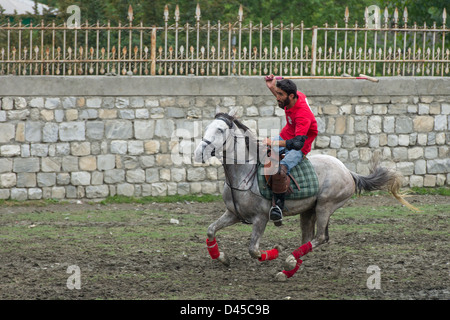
[228,107,243,119]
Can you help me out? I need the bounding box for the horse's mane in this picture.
[214,112,250,132]
[214,112,263,162]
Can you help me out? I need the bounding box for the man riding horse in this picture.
[263,75,318,224]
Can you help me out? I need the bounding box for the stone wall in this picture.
[0,76,448,200]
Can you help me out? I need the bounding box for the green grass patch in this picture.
[410,187,450,196]
[0,198,66,207]
[99,194,222,205]
[334,203,450,220]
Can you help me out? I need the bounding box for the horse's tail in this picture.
[350,156,419,212]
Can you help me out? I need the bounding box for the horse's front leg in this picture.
[207,209,240,266]
[248,216,281,261]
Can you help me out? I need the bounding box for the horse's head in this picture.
[194,112,235,163]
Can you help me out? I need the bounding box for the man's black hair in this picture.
[276,79,298,99]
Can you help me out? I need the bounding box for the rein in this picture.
[203,116,260,224]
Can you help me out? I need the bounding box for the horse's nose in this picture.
[195,141,214,163]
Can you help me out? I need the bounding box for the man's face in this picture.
[275,87,291,109]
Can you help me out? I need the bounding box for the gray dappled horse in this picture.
[194,109,417,281]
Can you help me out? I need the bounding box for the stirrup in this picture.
[269,205,283,226]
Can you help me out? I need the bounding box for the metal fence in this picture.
[0,4,448,77]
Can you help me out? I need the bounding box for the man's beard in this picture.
[277,96,290,109]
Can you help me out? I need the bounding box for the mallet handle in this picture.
[270,74,379,83]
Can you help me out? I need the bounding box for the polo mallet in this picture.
[266,74,379,82]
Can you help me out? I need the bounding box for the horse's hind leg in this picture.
[206,209,240,266]
[276,205,334,281]
[280,209,316,276]
[300,208,316,244]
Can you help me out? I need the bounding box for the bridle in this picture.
[200,116,233,158]
[201,116,256,224]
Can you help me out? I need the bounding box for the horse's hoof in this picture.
[284,254,297,270]
[274,244,283,253]
[217,252,230,267]
[275,272,287,282]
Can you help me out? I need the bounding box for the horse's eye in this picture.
[218,128,224,134]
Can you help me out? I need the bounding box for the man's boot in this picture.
[269,164,289,225]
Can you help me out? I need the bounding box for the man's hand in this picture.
[264,74,277,90]
[263,138,286,148]
[263,137,273,146]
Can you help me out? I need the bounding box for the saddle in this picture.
[263,152,302,195]
[257,150,319,201]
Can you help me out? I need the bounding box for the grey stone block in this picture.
[116,97,129,108]
[105,120,133,139]
[37,172,56,187]
[151,183,167,196]
[86,185,109,198]
[0,158,12,173]
[79,109,98,120]
[62,97,76,109]
[65,185,77,198]
[154,119,175,139]
[434,115,447,131]
[59,122,85,141]
[86,121,104,140]
[1,145,20,157]
[25,121,43,142]
[86,97,102,108]
[51,187,66,199]
[11,188,27,200]
[29,97,44,108]
[0,123,15,143]
[30,144,49,157]
[128,141,144,155]
[383,117,395,133]
[145,168,159,183]
[43,123,59,142]
[134,120,155,139]
[368,116,382,134]
[62,156,79,172]
[126,169,145,183]
[415,160,426,175]
[57,173,71,185]
[119,109,135,119]
[117,183,135,196]
[13,158,40,173]
[71,172,91,186]
[111,140,128,154]
[187,167,206,182]
[97,155,115,171]
[0,173,16,188]
[395,117,413,134]
[104,169,125,183]
[45,98,61,109]
[427,159,450,174]
[28,188,43,200]
[14,97,27,109]
[166,107,185,118]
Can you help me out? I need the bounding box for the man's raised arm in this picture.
[264,74,278,97]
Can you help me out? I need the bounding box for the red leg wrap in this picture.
[258,248,279,262]
[282,259,303,278]
[206,238,220,259]
[292,241,312,260]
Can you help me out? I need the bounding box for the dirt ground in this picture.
[0,194,449,301]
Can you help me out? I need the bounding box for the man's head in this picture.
[275,79,298,109]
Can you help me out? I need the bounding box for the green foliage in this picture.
[15,0,448,26]
[378,0,448,25]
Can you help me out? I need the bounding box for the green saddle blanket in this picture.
[257,157,319,200]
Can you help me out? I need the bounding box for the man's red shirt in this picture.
[279,91,318,155]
